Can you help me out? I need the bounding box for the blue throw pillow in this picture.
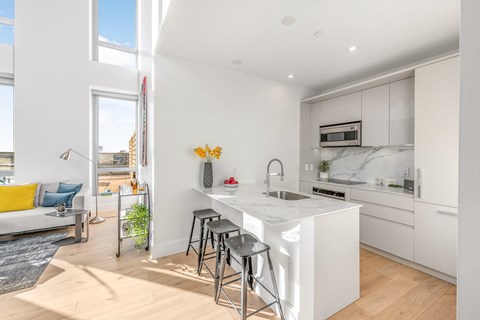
[42,191,76,208]
[58,182,83,195]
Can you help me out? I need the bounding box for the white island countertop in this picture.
[193,183,361,225]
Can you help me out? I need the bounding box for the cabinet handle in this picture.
[437,210,458,216]
[417,168,423,198]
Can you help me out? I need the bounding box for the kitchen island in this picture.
[193,184,361,320]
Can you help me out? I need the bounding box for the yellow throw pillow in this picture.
[0,184,38,213]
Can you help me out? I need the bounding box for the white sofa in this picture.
[0,186,91,235]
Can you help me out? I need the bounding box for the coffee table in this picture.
[45,209,90,246]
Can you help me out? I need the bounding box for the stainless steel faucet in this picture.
[265,158,284,197]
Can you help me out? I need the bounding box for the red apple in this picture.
[233,181,238,184]
[224,180,229,184]
[229,177,235,182]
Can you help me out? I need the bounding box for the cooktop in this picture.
[318,178,366,186]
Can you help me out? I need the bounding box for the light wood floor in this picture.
[0,215,456,320]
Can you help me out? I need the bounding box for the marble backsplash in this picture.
[320,146,414,185]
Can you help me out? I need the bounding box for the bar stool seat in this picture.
[199,219,243,297]
[224,234,270,257]
[186,208,222,273]
[216,234,285,320]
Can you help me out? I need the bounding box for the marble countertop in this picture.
[302,179,415,197]
[193,183,361,225]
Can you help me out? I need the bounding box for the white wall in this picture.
[458,0,480,318]
[13,0,139,187]
[152,54,316,257]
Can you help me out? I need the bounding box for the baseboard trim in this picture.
[361,244,457,284]
[150,237,192,259]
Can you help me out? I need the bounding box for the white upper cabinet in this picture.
[361,84,390,146]
[390,78,414,145]
[414,57,459,208]
[310,102,322,148]
[320,92,362,126]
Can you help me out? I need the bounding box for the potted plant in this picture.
[125,203,150,250]
[193,144,223,188]
[319,160,330,180]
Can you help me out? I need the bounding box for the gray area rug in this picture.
[0,232,68,294]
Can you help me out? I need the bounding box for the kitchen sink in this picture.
[263,191,310,200]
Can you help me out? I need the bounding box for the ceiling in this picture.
[156,0,459,91]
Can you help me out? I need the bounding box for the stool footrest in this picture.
[247,302,276,318]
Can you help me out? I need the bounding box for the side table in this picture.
[45,209,90,246]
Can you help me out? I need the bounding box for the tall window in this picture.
[0,81,14,184]
[93,93,138,194]
[93,0,137,69]
[0,0,14,46]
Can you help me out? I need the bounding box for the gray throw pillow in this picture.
[38,182,61,206]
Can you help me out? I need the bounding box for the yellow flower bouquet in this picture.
[193,145,223,162]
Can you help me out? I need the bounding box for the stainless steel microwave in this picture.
[320,121,362,147]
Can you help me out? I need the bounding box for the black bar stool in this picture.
[186,209,221,273]
[216,233,285,320]
[198,219,242,295]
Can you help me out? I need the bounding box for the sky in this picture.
[0,85,13,152]
[98,0,136,48]
[98,97,136,153]
[0,0,14,45]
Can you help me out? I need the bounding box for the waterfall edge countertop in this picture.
[193,183,361,225]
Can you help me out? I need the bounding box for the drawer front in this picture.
[414,202,457,277]
[354,200,413,226]
[360,214,414,261]
[351,188,413,211]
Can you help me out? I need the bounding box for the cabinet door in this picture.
[414,57,459,207]
[390,78,414,145]
[414,202,457,277]
[310,102,321,148]
[320,92,361,126]
[361,84,390,146]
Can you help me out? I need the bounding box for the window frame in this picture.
[92,0,138,68]
[0,77,14,179]
[92,91,139,195]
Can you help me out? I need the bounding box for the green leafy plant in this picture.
[319,160,330,173]
[125,203,150,250]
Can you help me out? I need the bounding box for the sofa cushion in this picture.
[0,184,38,213]
[38,182,61,206]
[42,191,76,208]
[0,207,75,235]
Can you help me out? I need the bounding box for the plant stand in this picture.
[116,183,150,257]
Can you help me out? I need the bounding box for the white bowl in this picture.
[224,183,239,188]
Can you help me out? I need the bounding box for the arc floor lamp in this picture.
[60,148,105,224]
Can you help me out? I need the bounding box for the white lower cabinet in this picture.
[299,180,311,194]
[360,214,414,260]
[414,202,458,277]
[351,189,414,261]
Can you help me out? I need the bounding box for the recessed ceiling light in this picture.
[281,15,296,26]
[347,46,358,52]
[313,31,324,38]
[232,59,243,65]
[288,74,295,79]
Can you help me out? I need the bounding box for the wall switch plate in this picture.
[305,164,309,171]
[309,164,314,171]
[403,168,410,177]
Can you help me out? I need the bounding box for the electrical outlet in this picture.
[304,164,309,171]
[403,168,410,177]
[309,163,314,171]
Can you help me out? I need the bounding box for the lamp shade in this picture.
[59,149,71,160]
